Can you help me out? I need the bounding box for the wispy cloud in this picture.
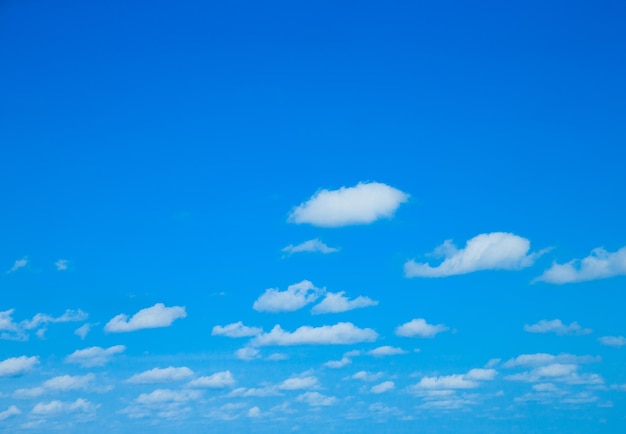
[105,303,186,333]
[524,319,592,335]
[534,246,626,284]
[598,336,626,348]
[7,257,27,273]
[311,291,378,314]
[65,345,125,367]
[0,405,21,421]
[127,367,194,384]
[55,259,69,271]
[212,321,262,338]
[282,239,338,256]
[187,371,235,389]
[288,182,409,227]
[252,322,377,346]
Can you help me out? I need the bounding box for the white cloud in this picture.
[413,375,479,390]
[74,323,92,340]
[351,371,384,382]
[8,257,27,273]
[0,405,20,421]
[278,375,319,390]
[21,309,88,330]
[288,182,409,227]
[371,381,395,394]
[251,322,378,346]
[127,367,194,384]
[367,346,407,357]
[31,398,98,415]
[235,347,260,361]
[324,356,352,368]
[534,246,626,284]
[0,356,39,377]
[0,309,26,341]
[228,387,280,398]
[503,353,600,368]
[524,319,592,335]
[187,371,235,388]
[135,389,201,405]
[296,391,337,406]
[266,353,288,361]
[253,280,322,313]
[16,374,96,398]
[311,292,378,314]
[599,336,626,348]
[65,345,126,367]
[212,321,262,338]
[404,232,544,278]
[104,303,186,333]
[395,318,449,338]
[464,369,497,381]
[282,239,339,255]
[55,259,69,271]
[247,406,261,418]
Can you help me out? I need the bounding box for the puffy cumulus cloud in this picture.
[211,321,262,338]
[599,336,626,348]
[395,318,449,338]
[235,347,260,361]
[31,398,98,416]
[367,346,407,357]
[296,391,337,406]
[251,322,377,346]
[411,368,497,391]
[278,375,319,390]
[324,356,352,369]
[0,355,39,377]
[534,246,626,284]
[55,259,69,271]
[371,381,395,394]
[524,319,592,336]
[105,303,186,333]
[65,345,126,367]
[404,232,544,278]
[282,239,339,256]
[464,369,497,381]
[0,405,21,421]
[187,371,235,389]
[311,291,378,314]
[503,353,600,368]
[127,367,194,384]
[253,280,322,313]
[135,389,201,405]
[288,182,409,227]
[15,374,96,398]
[505,363,603,385]
[247,406,262,418]
[8,257,28,273]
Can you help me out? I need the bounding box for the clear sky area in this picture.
[1,1,625,432]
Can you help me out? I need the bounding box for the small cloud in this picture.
[367,346,407,357]
[251,322,377,346]
[396,318,449,338]
[296,391,337,406]
[266,353,288,361]
[599,336,626,348]
[534,246,626,284]
[235,347,260,361]
[405,232,546,278]
[74,323,93,340]
[247,406,261,418]
[324,356,351,368]
[31,398,98,416]
[65,345,125,367]
[311,291,378,314]
[187,371,235,389]
[7,257,28,273]
[15,374,95,398]
[503,353,600,368]
[351,371,384,382]
[253,280,323,313]
[212,321,262,338]
[0,405,21,421]
[127,367,194,384]
[21,309,88,331]
[371,381,395,394]
[524,319,592,335]
[288,182,409,227]
[278,375,319,390]
[282,239,339,256]
[55,259,69,271]
[104,303,186,333]
[0,355,39,377]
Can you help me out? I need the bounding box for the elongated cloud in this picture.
[21,309,88,330]
[282,239,339,255]
[371,381,395,394]
[187,371,235,388]
[127,367,194,383]
[212,321,262,337]
[534,246,626,284]
[311,292,378,314]
[412,368,496,390]
[599,336,626,348]
[7,257,27,273]
[0,356,39,377]
[65,345,125,367]
[252,322,378,346]
[0,405,21,421]
[524,319,592,335]
[104,303,186,333]
[253,280,322,313]
[395,318,449,338]
[31,398,97,415]
[404,232,544,278]
[288,182,409,227]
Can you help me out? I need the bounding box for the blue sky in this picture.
[1,0,626,432]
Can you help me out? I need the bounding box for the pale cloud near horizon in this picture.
[534,246,626,284]
[251,322,378,346]
[7,257,28,273]
[104,303,186,333]
[524,319,592,335]
[311,291,378,314]
[288,182,409,227]
[396,318,449,338]
[253,280,322,313]
[404,232,545,278]
[65,345,125,367]
[282,239,339,256]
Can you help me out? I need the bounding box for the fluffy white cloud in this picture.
[404,232,544,278]
[212,321,262,338]
[8,257,27,273]
[127,367,194,384]
[65,345,126,367]
[278,375,319,390]
[311,291,378,314]
[0,355,39,377]
[296,391,337,406]
[187,371,235,388]
[228,386,280,398]
[503,353,600,368]
[524,319,592,335]
[135,389,201,405]
[31,398,98,415]
[15,374,96,398]
[534,246,626,284]
[55,259,69,271]
[0,405,20,421]
[282,239,339,255]
[412,367,497,391]
[105,303,186,333]
[371,381,395,394]
[235,347,260,361]
[251,322,378,346]
[367,346,407,357]
[247,406,261,418]
[395,318,449,338]
[324,356,351,368]
[464,369,497,381]
[288,182,409,227]
[74,323,92,340]
[599,336,626,348]
[253,280,322,313]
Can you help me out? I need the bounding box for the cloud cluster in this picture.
[105,303,186,333]
[65,345,126,367]
[253,281,322,313]
[534,246,626,284]
[524,319,592,335]
[252,322,378,346]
